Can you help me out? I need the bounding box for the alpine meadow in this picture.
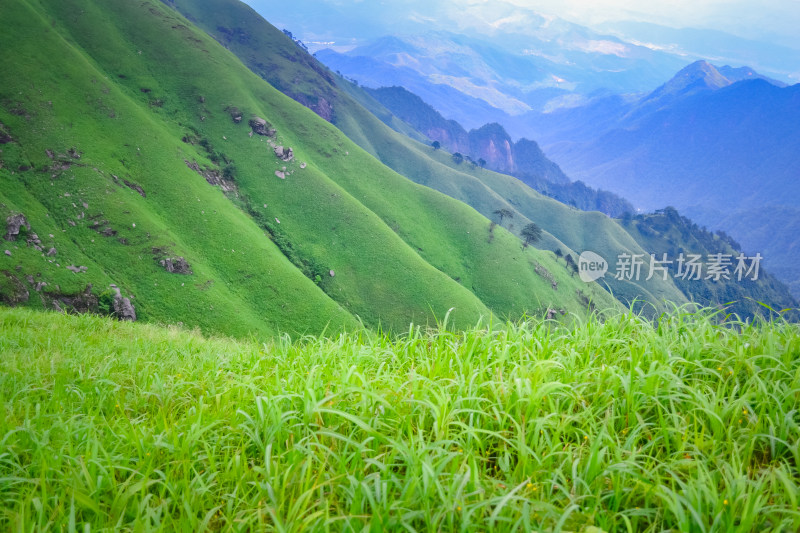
[1,0,798,531]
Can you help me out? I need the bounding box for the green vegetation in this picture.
[620,207,798,321]
[2,306,799,531]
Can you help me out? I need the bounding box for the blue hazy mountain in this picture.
[512,61,800,297]
[314,30,689,129]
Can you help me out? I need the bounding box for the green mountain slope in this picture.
[167,0,688,314]
[618,208,798,320]
[1,0,620,335]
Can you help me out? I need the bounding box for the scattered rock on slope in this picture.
[159,256,192,274]
[109,284,136,321]
[274,146,294,161]
[227,106,243,124]
[4,213,30,241]
[123,179,146,198]
[185,160,237,194]
[249,117,276,137]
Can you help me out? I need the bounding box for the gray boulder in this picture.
[274,146,294,161]
[249,117,276,137]
[159,256,192,274]
[4,213,30,241]
[109,284,136,321]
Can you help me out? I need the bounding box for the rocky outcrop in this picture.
[185,160,237,194]
[249,117,276,137]
[109,284,136,321]
[4,213,30,241]
[0,122,12,144]
[159,256,192,274]
[227,106,243,124]
[273,146,294,161]
[66,265,88,273]
[26,232,44,251]
[0,272,29,305]
[312,97,333,122]
[47,284,97,314]
[89,219,117,237]
[123,179,146,198]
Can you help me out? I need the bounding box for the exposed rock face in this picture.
[47,247,57,256]
[275,170,285,179]
[4,213,30,241]
[109,284,136,321]
[0,122,12,144]
[26,232,44,251]
[185,160,237,194]
[0,272,29,305]
[273,146,294,161]
[123,179,146,198]
[159,256,192,274]
[249,117,276,137]
[89,219,117,237]
[66,265,88,273]
[48,284,97,314]
[312,97,333,122]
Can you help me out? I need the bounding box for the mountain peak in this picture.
[665,60,731,93]
[637,60,781,111]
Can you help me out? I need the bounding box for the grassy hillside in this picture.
[0,0,621,335]
[168,0,688,315]
[619,208,799,320]
[0,0,357,337]
[3,306,800,531]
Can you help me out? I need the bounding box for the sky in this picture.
[248,0,800,50]
[501,0,800,46]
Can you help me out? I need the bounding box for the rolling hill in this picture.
[166,0,798,317]
[1,0,627,336]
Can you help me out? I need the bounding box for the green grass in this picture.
[2,306,799,532]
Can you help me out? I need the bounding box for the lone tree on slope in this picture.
[432,140,441,151]
[493,208,514,225]
[521,222,543,249]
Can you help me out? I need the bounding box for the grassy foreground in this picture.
[1,307,799,532]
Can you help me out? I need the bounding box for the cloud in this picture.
[446,0,800,46]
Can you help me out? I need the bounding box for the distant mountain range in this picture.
[314,30,690,129]
[366,86,634,216]
[510,60,800,297]
[317,34,800,303]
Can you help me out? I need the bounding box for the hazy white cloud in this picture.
[453,0,800,46]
